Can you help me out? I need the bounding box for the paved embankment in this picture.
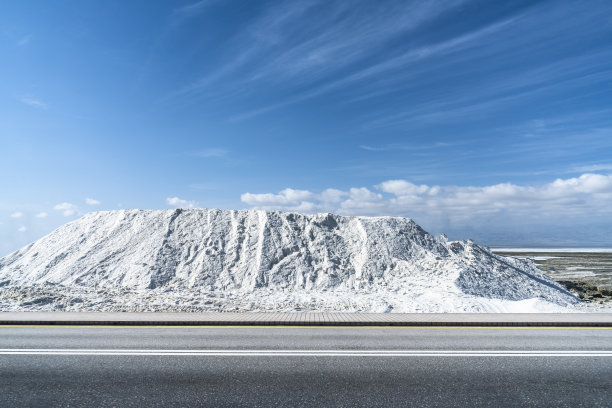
[1,312,611,326]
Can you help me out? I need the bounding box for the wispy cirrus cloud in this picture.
[169,0,612,130]
[227,14,516,122]
[359,142,454,152]
[572,164,612,173]
[175,0,471,112]
[16,34,32,47]
[246,0,467,83]
[188,182,216,191]
[361,48,612,130]
[195,148,227,158]
[19,96,48,110]
[169,0,222,28]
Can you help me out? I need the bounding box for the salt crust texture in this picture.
[0,209,580,312]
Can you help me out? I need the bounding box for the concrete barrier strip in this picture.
[0,312,611,327]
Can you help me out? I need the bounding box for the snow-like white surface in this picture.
[0,209,581,312]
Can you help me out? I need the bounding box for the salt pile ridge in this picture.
[0,209,578,312]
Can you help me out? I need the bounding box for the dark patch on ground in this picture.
[557,279,612,304]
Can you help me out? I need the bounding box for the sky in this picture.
[1,0,612,254]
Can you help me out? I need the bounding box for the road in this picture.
[0,325,611,407]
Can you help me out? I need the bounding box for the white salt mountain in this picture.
[0,209,578,312]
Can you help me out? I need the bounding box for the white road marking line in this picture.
[0,349,611,357]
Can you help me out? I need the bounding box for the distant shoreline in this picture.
[491,248,612,253]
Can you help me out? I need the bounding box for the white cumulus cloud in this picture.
[35,212,48,218]
[240,174,612,227]
[54,202,78,217]
[18,226,27,232]
[10,212,23,218]
[241,188,313,206]
[166,197,197,208]
[320,188,347,203]
[85,198,101,205]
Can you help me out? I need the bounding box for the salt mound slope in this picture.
[0,209,577,311]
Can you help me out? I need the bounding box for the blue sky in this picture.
[1,0,612,254]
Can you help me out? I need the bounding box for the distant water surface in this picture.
[492,248,612,253]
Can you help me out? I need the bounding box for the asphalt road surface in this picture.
[1,325,611,407]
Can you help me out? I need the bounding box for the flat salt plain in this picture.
[491,248,612,308]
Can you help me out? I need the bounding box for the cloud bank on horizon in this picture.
[242,173,612,221]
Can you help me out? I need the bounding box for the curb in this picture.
[1,321,611,327]
[2,312,611,327]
